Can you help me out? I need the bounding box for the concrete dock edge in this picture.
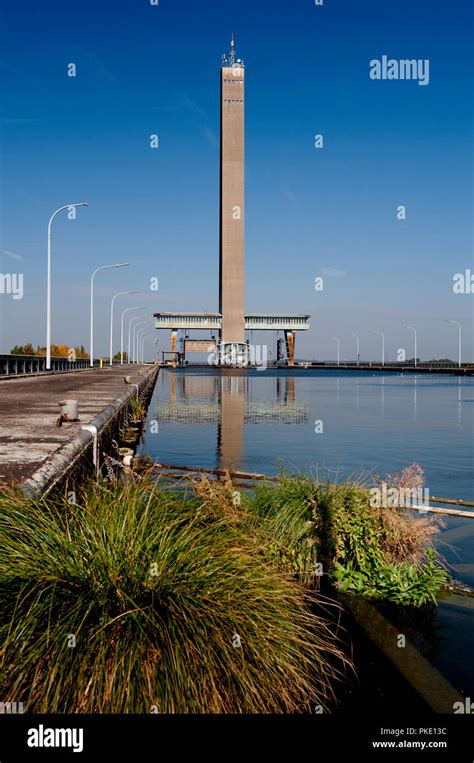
[21,366,159,498]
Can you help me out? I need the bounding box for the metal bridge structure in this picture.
[153,312,311,366]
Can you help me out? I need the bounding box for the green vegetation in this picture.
[0,478,347,713]
[118,397,146,445]
[112,351,128,362]
[0,464,448,713]
[128,395,146,422]
[245,471,447,607]
[10,342,35,355]
[10,343,89,358]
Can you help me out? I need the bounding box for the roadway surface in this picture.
[0,365,150,483]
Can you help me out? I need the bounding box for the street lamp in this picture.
[137,327,153,364]
[120,306,144,365]
[109,291,139,366]
[138,329,151,363]
[331,337,340,366]
[445,320,462,367]
[128,315,147,362]
[136,328,149,364]
[139,333,147,363]
[133,321,149,363]
[143,334,158,362]
[352,333,360,365]
[90,263,129,367]
[371,330,385,366]
[47,202,88,369]
[403,325,417,367]
[142,334,155,363]
[133,324,146,364]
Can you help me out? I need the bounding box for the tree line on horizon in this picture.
[10,343,89,359]
[9,344,129,362]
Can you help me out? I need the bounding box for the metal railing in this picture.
[0,354,99,376]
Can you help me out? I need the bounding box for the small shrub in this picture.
[247,470,448,607]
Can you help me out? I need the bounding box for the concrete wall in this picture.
[21,366,159,497]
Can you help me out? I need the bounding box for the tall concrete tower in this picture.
[219,35,246,364]
[154,36,310,366]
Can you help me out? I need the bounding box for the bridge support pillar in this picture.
[170,330,178,364]
[284,330,296,366]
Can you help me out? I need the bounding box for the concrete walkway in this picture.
[0,365,151,483]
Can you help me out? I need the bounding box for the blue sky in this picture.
[0,0,472,360]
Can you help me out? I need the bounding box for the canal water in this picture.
[140,368,474,698]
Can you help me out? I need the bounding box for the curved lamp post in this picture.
[445,320,462,367]
[136,327,152,364]
[133,321,149,363]
[140,333,154,363]
[90,263,128,367]
[109,290,139,365]
[128,315,147,362]
[352,333,360,365]
[371,330,385,366]
[120,305,144,364]
[47,202,88,369]
[403,325,417,367]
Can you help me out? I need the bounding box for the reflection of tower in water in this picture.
[218,373,246,471]
[155,371,308,471]
[276,376,295,402]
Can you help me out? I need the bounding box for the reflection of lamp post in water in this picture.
[413,376,417,421]
[457,378,462,427]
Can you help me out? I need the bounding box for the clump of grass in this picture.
[128,395,146,422]
[0,478,347,713]
[246,468,448,607]
[243,472,322,587]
